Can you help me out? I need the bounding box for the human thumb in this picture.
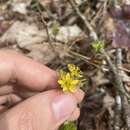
[0,90,79,130]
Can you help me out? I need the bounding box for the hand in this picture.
[0,50,84,130]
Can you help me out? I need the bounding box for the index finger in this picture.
[0,49,58,91]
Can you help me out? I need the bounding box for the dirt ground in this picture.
[1,0,130,130]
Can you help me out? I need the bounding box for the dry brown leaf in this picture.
[26,43,57,64]
[0,21,84,48]
[0,21,12,36]
[26,42,70,64]
[103,94,115,109]
[0,21,47,47]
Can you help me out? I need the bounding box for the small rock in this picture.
[11,3,27,14]
[50,25,83,43]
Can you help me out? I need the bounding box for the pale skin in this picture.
[0,50,84,130]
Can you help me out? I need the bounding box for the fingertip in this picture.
[73,89,85,103]
[52,93,77,122]
[68,108,80,121]
[45,70,58,89]
[12,51,58,91]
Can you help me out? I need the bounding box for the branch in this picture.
[68,0,98,40]
[101,49,130,100]
[114,49,123,130]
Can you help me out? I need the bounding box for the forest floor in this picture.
[1,0,130,130]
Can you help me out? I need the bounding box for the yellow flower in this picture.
[58,64,84,93]
[58,71,79,92]
[68,64,83,78]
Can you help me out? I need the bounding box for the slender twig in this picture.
[122,96,130,130]
[91,5,104,26]
[36,4,57,55]
[68,0,98,40]
[113,48,130,130]
[69,50,100,68]
[69,51,91,60]
[114,94,122,130]
[101,49,130,100]
[114,49,123,130]
[40,3,58,20]
[117,49,130,130]
[119,67,130,73]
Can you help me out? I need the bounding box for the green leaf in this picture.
[52,21,60,36]
[91,40,105,52]
[59,122,77,130]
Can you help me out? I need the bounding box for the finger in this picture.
[0,89,79,130]
[73,89,85,103]
[0,49,58,91]
[16,87,85,102]
[16,87,38,99]
[68,108,80,121]
[0,94,22,106]
[0,105,7,113]
[0,85,14,96]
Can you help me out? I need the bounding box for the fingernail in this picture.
[74,89,85,103]
[52,94,77,121]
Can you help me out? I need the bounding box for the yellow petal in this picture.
[58,80,64,85]
[69,87,75,92]
[72,80,79,85]
[66,73,71,80]
[63,87,68,92]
